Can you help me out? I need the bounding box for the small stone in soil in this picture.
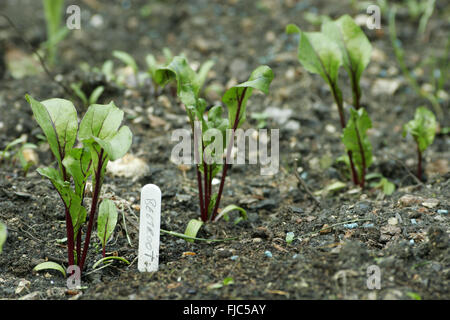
[217,250,232,258]
[264,251,273,258]
[290,206,304,214]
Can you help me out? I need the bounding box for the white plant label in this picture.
[138,184,161,272]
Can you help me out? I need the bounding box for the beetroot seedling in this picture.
[403,107,437,181]
[26,95,132,275]
[156,57,273,222]
[287,15,373,188]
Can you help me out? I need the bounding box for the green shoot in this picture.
[71,82,105,108]
[42,0,68,66]
[184,219,204,243]
[92,256,130,270]
[0,222,6,253]
[33,261,66,277]
[0,135,38,176]
[403,107,437,181]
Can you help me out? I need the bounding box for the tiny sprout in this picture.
[403,107,437,181]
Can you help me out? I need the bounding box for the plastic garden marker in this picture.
[138,184,161,272]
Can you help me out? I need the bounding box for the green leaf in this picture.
[286,232,295,244]
[146,54,159,78]
[26,95,78,170]
[214,204,247,223]
[155,57,214,108]
[376,178,396,195]
[79,102,125,141]
[286,24,342,103]
[33,261,66,277]
[322,15,372,104]
[62,147,92,198]
[342,108,373,179]
[97,199,118,249]
[314,180,347,196]
[406,292,422,300]
[223,277,234,285]
[194,60,214,95]
[36,167,87,236]
[113,51,138,73]
[70,82,88,106]
[160,229,237,242]
[89,86,105,105]
[223,65,274,129]
[155,56,198,107]
[403,107,437,152]
[92,256,130,269]
[0,222,6,253]
[93,126,132,161]
[184,219,204,243]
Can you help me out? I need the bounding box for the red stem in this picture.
[212,88,247,220]
[78,149,104,271]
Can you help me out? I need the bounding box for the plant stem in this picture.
[330,83,360,185]
[64,207,75,267]
[350,72,361,110]
[354,123,366,188]
[79,149,104,271]
[61,167,75,268]
[417,143,423,181]
[212,88,247,220]
[203,161,210,219]
[76,231,81,264]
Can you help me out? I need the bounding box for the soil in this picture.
[0,0,449,300]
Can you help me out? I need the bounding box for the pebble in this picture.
[409,239,415,245]
[399,194,422,207]
[290,206,304,214]
[251,199,277,211]
[15,279,30,295]
[264,107,292,125]
[371,78,402,96]
[106,154,150,180]
[388,217,398,226]
[284,120,300,132]
[264,250,273,258]
[19,291,42,300]
[362,223,374,228]
[230,255,239,261]
[421,199,439,209]
[437,209,448,215]
[217,250,232,258]
[344,223,358,229]
[410,219,417,225]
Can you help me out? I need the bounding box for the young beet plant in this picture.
[26,95,132,275]
[287,14,373,188]
[156,57,273,223]
[403,107,437,181]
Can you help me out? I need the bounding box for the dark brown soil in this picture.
[0,0,449,300]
